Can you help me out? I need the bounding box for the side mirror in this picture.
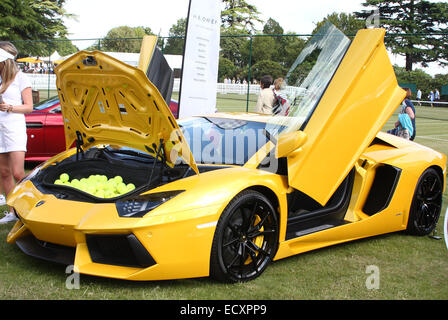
[276,131,307,158]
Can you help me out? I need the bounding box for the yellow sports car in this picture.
[6,24,446,282]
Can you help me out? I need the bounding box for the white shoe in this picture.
[0,195,6,206]
[0,211,18,224]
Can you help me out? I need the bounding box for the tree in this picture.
[247,60,287,81]
[355,0,448,71]
[220,27,250,68]
[263,18,284,36]
[313,12,365,36]
[249,35,277,65]
[221,0,263,32]
[261,18,307,68]
[101,26,153,53]
[281,34,307,69]
[218,57,237,81]
[0,0,75,56]
[393,65,442,96]
[163,18,186,55]
[50,37,78,56]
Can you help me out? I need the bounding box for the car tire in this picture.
[406,167,443,236]
[210,190,279,283]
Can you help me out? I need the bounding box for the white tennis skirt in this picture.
[0,119,27,153]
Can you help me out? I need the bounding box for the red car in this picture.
[26,96,179,162]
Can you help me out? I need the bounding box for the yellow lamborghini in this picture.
[6,24,446,282]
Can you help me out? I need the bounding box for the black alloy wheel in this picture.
[406,168,443,236]
[210,190,279,283]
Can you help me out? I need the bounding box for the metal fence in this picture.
[13,34,448,110]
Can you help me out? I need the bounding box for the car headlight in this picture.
[116,190,184,218]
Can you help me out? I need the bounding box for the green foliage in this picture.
[51,37,78,56]
[355,0,448,71]
[280,35,307,68]
[221,0,263,32]
[286,48,322,85]
[394,65,448,98]
[263,18,284,36]
[163,18,186,55]
[0,0,74,56]
[249,35,277,65]
[248,59,287,81]
[218,57,237,81]
[220,27,250,69]
[101,26,153,53]
[312,12,365,36]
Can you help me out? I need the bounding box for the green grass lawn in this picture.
[0,97,447,300]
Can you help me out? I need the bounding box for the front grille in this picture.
[86,234,156,268]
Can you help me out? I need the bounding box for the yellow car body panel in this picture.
[276,148,446,260]
[137,35,157,74]
[55,50,198,173]
[285,29,406,205]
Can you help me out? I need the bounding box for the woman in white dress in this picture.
[0,41,33,223]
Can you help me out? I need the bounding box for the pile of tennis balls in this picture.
[54,173,135,198]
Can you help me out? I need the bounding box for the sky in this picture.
[63,0,365,40]
[62,0,446,75]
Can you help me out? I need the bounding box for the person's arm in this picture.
[405,106,415,120]
[2,87,33,114]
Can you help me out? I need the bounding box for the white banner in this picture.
[178,0,221,118]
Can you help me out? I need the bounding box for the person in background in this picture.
[428,90,434,107]
[0,41,33,223]
[273,78,284,95]
[255,75,274,115]
[416,88,422,106]
[388,88,415,140]
[435,89,440,101]
[400,88,416,140]
[272,77,289,115]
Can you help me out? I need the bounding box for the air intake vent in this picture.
[86,234,156,268]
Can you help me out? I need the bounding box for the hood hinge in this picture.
[76,131,85,161]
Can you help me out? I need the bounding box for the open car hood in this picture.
[55,50,198,174]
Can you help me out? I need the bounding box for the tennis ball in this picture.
[126,183,135,191]
[117,183,127,194]
[54,179,64,185]
[88,184,97,193]
[95,190,105,198]
[104,191,115,198]
[71,179,80,188]
[60,173,69,182]
[113,176,123,184]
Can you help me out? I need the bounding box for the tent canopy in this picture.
[17,57,43,63]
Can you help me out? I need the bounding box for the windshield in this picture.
[33,96,60,111]
[272,23,351,133]
[178,117,286,165]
